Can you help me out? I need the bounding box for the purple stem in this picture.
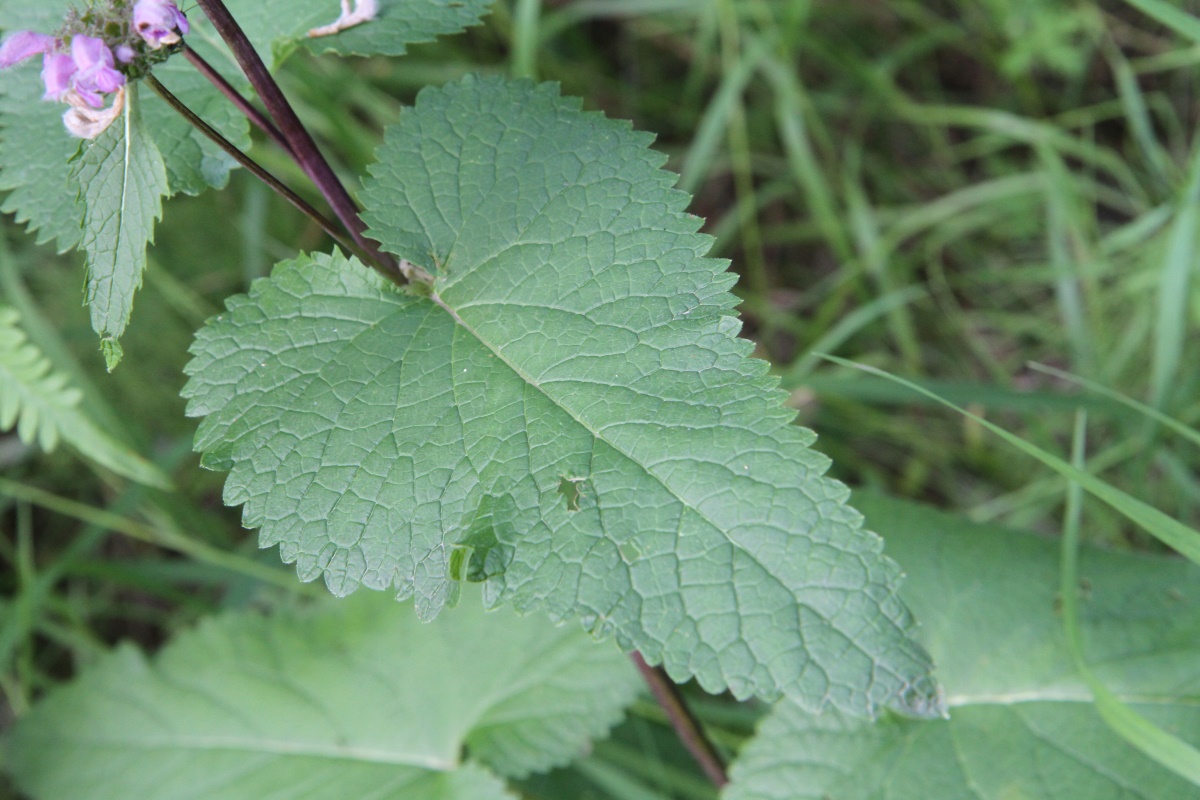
[183,45,295,159]
[193,0,399,278]
[631,653,730,788]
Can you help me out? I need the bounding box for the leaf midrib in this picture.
[24,732,458,770]
[947,690,1200,708]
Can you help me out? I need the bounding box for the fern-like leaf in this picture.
[0,306,168,486]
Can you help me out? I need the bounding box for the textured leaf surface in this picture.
[8,587,636,799]
[183,75,938,717]
[0,59,82,251]
[197,0,492,65]
[0,3,248,249]
[72,88,169,369]
[0,306,168,485]
[724,494,1200,800]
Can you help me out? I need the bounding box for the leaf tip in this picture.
[100,337,123,372]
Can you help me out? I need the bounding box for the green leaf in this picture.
[302,0,494,57]
[71,85,170,369]
[724,494,1200,800]
[141,49,250,196]
[200,0,492,65]
[822,356,1200,566]
[0,60,83,251]
[183,75,939,718]
[0,6,249,247]
[7,587,638,799]
[0,306,80,451]
[1121,0,1200,45]
[0,306,169,486]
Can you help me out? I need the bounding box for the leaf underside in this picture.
[183,75,939,718]
[72,87,170,368]
[725,495,1200,800]
[206,0,493,64]
[8,588,636,800]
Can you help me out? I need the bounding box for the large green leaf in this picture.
[724,494,1200,800]
[0,306,169,486]
[6,587,638,799]
[182,75,939,718]
[72,87,170,370]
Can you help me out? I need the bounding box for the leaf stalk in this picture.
[631,652,730,787]
[143,75,364,262]
[192,0,401,280]
[182,45,295,159]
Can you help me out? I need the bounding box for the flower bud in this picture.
[133,0,190,49]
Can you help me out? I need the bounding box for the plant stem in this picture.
[192,0,401,279]
[144,75,366,263]
[182,45,295,159]
[630,652,730,788]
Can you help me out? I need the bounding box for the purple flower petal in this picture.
[70,35,125,107]
[133,0,189,48]
[70,35,115,72]
[41,53,76,101]
[0,31,56,69]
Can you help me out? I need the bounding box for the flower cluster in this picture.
[0,0,190,139]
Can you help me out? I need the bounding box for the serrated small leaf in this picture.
[72,85,169,367]
[183,75,938,718]
[302,0,493,57]
[0,306,168,486]
[7,588,637,800]
[0,306,79,450]
[0,60,83,251]
[199,0,491,66]
[724,495,1200,800]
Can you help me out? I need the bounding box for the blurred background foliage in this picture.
[3,0,1200,795]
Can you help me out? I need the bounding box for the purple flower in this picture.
[133,0,190,48]
[69,35,126,108]
[41,53,76,101]
[0,31,56,68]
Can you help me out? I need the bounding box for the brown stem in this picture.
[145,75,369,265]
[631,652,729,788]
[192,0,401,278]
[182,45,294,159]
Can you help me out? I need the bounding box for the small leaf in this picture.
[724,494,1200,800]
[209,0,492,66]
[72,84,169,367]
[7,587,636,800]
[0,59,83,251]
[0,306,80,451]
[184,76,939,717]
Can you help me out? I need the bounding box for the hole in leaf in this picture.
[558,476,587,512]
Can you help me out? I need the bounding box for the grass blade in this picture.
[1150,135,1200,408]
[1122,0,1200,44]
[822,356,1200,564]
[1060,413,1200,788]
